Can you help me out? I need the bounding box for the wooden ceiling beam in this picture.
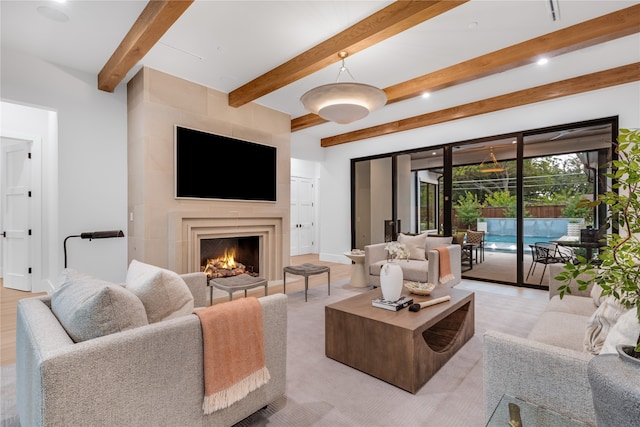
[293,4,640,132]
[98,0,193,93]
[228,0,468,108]
[320,63,640,147]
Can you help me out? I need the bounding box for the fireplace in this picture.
[200,236,260,279]
[168,210,287,281]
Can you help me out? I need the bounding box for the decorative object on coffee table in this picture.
[380,242,409,301]
[371,295,413,311]
[405,281,435,295]
[283,263,330,302]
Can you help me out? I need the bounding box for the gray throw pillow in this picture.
[51,269,148,343]
[125,260,194,324]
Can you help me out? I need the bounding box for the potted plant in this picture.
[555,128,640,426]
[556,128,640,356]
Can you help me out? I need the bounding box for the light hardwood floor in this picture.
[0,254,352,366]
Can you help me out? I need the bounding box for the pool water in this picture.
[483,234,564,252]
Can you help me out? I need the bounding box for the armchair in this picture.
[364,234,462,288]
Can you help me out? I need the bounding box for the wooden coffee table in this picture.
[325,286,474,393]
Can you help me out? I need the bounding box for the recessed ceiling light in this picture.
[422,92,431,99]
[468,21,478,29]
[37,6,69,22]
[537,57,549,65]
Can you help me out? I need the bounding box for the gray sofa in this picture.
[364,237,462,288]
[483,263,597,425]
[16,271,287,427]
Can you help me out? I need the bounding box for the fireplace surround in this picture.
[168,210,287,281]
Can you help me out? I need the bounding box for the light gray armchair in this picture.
[364,235,462,288]
[16,272,287,427]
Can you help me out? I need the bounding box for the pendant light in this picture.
[479,147,505,173]
[300,52,387,124]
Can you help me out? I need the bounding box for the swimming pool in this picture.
[479,217,575,252]
[484,234,564,252]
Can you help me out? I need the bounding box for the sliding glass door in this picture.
[451,137,518,284]
[351,117,616,288]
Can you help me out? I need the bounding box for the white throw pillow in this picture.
[600,308,640,354]
[583,295,627,355]
[425,236,453,253]
[398,233,428,261]
[126,260,194,323]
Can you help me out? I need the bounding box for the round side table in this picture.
[344,251,367,288]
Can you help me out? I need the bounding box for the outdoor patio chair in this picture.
[526,242,573,285]
[466,230,485,263]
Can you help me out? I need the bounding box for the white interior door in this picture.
[290,177,315,256]
[1,138,32,290]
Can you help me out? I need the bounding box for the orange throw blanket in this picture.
[194,297,270,414]
[434,246,455,284]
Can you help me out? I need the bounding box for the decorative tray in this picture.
[404,281,436,295]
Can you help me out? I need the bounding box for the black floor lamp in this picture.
[63,230,125,268]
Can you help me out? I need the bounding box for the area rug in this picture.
[0,279,548,427]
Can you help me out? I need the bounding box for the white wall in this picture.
[313,83,640,262]
[1,47,128,283]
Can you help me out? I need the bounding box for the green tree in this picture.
[454,191,483,229]
[561,195,593,224]
[485,189,517,217]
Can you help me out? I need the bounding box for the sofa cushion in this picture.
[600,308,640,354]
[398,233,427,261]
[368,259,429,283]
[425,236,453,252]
[527,311,590,353]
[583,296,627,355]
[546,295,596,317]
[51,269,148,343]
[125,260,194,323]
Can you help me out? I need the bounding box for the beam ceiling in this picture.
[320,63,640,147]
[292,4,640,132]
[228,0,468,108]
[98,0,193,93]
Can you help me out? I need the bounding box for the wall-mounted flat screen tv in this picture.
[175,125,277,202]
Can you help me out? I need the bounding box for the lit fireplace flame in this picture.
[203,247,255,279]
[216,248,237,269]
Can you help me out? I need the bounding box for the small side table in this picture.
[283,263,330,302]
[343,251,367,288]
[209,274,268,305]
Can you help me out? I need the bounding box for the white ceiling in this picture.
[2,0,638,144]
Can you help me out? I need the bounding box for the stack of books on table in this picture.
[371,296,414,311]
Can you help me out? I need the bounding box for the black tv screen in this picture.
[175,126,277,202]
